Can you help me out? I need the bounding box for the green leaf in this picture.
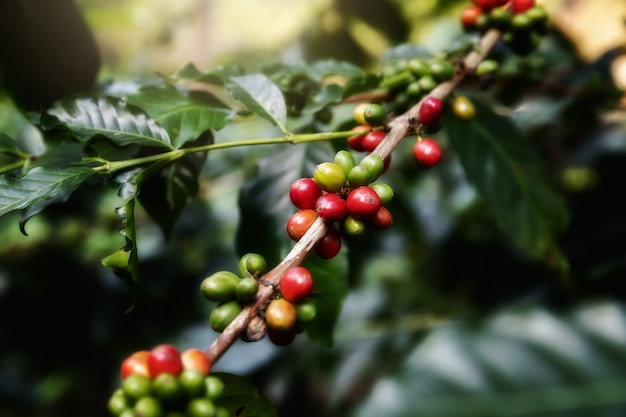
[124,84,234,147]
[224,74,288,133]
[0,167,94,233]
[310,59,367,78]
[213,372,278,417]
[41,96,173,149]
[303,251,349,347]
[137,131,212,240]
[380,43,433,63]
[357,299,626,417]
[236,142,334,265]
[173,62,246,84]
[445,100,570,259]
[302,84,344,114]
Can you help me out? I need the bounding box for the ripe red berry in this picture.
[472,0,508,11]
[347,125,370,152]
[121,350,150,380]
[314,227,342,259]
[461,5,484,31]
[315,193,348,223]
[286,209,318,241]
[361,130,386,152]
[419,97,443,128]
[280,267,314,303]
[289,178,323,210]
[181,348,211,376]
[369,206,394,230]
[413,138,442,168]
[512,0,535,14]
[148,344,183,378]
[346,186,381,219]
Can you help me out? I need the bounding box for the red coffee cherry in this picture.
[472,0,508,11]
[314,227,342,259]
[121,350,150,380]
[347,125,370,152]
[280,267,314,303]
[361,130,386,152]
[148,344,183,378]
[419,96,443,128]
[286,209,318,241]
[461,5,484,31]
[315,193,348,223]
[369,206,394,230]
[346,186,381,219]
[181,348,211,376]
[267,328,296,346]
[512,0,535,14]
[413,138,442,168]
[289,177,323,210]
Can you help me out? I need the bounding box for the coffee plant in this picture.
[2,0,626,416]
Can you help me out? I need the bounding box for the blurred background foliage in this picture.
[1,0,626,416]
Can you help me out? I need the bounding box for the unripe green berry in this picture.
[347,165,372,187]
[476,59,499,76]
[342,215,367,240]
[238,253,267,277]
[210,300,242,333]
[358,154,384,182]
[489,8,512,30]
[408,58,430,78]
[334,150,357,177]
[370,183,394,204]
[200,272,238,302]
[417,75,438,94]
[295,299,317,323]
[313,162,347,193]
[429,59,455,82]
[235,277,259,303]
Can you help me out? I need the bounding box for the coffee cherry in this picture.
[153,372,183,403]
[204,375,225,400]
[429,59,455,82]
[370,183,394,204]
[210,300,243,333]
[489,7,512,30]
[511,12,532,32]
[472,0,508,11]
[181,348,210,376]
[315,193,348,223]
[347,165,372,187]
[342,215,366,240]
[334,149,357,177]
[314,227,342,259]
[354,103,386,127]
[187,398,216,417]
[417,75,438,94]
[268,328,296,346]
[512,0,535,14]
[280,267,314,303]
[413,138,442,168]
[361,130,386,152]
[107,389,128,416]
[200,272,238,302]
[476,59,499,76]
[346,186,381,219]
[235,277,259,303]
[461,5,484,31]
[241,315,268,342]
[238,252,267,277]
[451,95,476,122]
[419,96,443,127]
[295,299,317,323]
[286,209,318,241]
[359,153,385,182]
[408,58,431,77]
[134,396,163,417]
[527,6,548,32]
[121,350,150,380]
[289,178,323,210]
[313,162,346,193]
[265,298,297,332]
[122,374,152,401]
[148,344,183,378]
[369,206,394,230]
[179,369,206,398]
[347,125,370,152]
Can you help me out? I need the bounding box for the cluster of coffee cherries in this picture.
[109,344,227,417]
[462,0,549,56]
[264,266,317,346]
[201,253,317,347]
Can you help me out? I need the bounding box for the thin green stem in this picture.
[0,158,27,175]
[92,129,367,175]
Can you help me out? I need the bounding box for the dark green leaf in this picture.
[236,142,334,265]
[358,299,626,417]
[213,372,278,417]
[445,100,570,259]
[302,84,344,114]
[137,131,212,240]
[303,250,349,347]
[224,74,288,132]
[0,133,23,168]
[41,96,173,149]
[173,62,246,84]
[341,73,383,99]
[124,84,234,147]
[310,59,367,78]
[0,167,94,233]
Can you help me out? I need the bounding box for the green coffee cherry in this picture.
[187,398,216,417]
[429,59,455,82]
[489,8,512,30]
[347,165,372,187]
[358,154,384,182]
[210,300,243,333]
[204,376,225,400]
[238,253,267,277]
[313,162,347,193]
[134,397,163,417]
[476,59,499,76]
[200,272,238,302]
[235,277,259,303]
[342,215,367,240]
[408,58,430,78]
[334,150,357,177]
[295,299,317,323]
[417,75,438,94]
[370,183,394,204]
